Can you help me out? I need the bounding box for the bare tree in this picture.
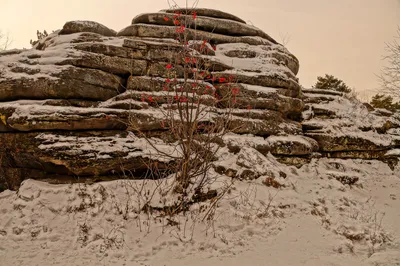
[279,31,291,47]
[127,7,244,214]
[0,30,12,51]
[379,26,400,98]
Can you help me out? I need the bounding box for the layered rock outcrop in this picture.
[0,8,398,191]
[0,9,306,190]
[302,88,400,168]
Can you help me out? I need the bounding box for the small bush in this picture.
[30,30,49,47]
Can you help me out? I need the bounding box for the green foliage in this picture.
[370,94,400,111]
[30,30,48,47]
[313,74,352,93]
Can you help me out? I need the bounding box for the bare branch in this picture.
[279,31,291,47]
[0,31,12,51]
[125,6,247,212]
[378,26,400,98]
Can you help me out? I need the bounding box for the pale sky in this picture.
[1,0,399,99]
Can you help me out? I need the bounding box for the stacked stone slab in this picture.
[302,88,400,168]
[0,8,310,190]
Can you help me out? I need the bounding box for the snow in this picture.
[66,20,105,28]
[98,98,149,109]
[303,92,340,100]
[0,32,126,82]
[0,100,126,121]
[0,100,187,122]
[302,88,344,96]
[1,15,400,266]
[36,132,180,162]
[267,135,314,147]
[98,37,125,47]
[240,83,282,94]
[388,128,400,136]
[385,149,400,157]
[0,33,86,81]
[0,156,399,266]
[211,42,298,82]
[303,94,400,147]
[223,132,267,148]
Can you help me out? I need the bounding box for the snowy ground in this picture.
[1,157,399,266]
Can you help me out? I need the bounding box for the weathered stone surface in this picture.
[59,52,148,76]
[302,88,343,96]
[0,101,177,132]
[75,42,145,58]
[75,40,231,73]
[131,13,276,43]
[118,24,273,46]
[311,106,336,118]
[219,82,300,99]
[235,147,287,179]
[214,146,291,180]
[302,87,400,163]
[221,93,304,117]
[303,94,337,104]
[226,110,302,136]
[214,72,301,96]
[0,8,309,190]
[59,20,117,36]
[0,131,174,188]
[266,135,319,156]
[306,133,393,152]
[0,49,24,56]
[227,116,301,136]
[160,8,247,24]
[275,156,312,168]
[217,83,302,111]
[222,134,318,156]
[0,67,124,101]
[324,150,389,160]
[39,99,101,107]
[99,97,149,110]
[0,106,127,132]
[69,32,105,43]
[223,49,299,76]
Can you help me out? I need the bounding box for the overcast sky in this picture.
[1,0,399,98]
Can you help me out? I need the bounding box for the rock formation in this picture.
[0,8,399,191]
[302,88,400,168]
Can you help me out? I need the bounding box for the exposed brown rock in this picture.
[131,13,276,43]
[60,20,117,36]
[0,67,124,101]
[0,131,174,186]
[0,8,315,190]
[160,8,247,24]
[118,24,274,46]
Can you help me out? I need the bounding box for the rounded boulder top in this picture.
[159,8,247,24]
[59,20,117,37]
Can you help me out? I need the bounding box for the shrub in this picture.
[127,9,243,215]
[30,30,49,47]
[313,74,352,93]
[370,93,400,111]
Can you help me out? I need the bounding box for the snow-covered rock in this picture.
[302,88,400,166]
[0,8,305,190]
[0,8,399,192]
